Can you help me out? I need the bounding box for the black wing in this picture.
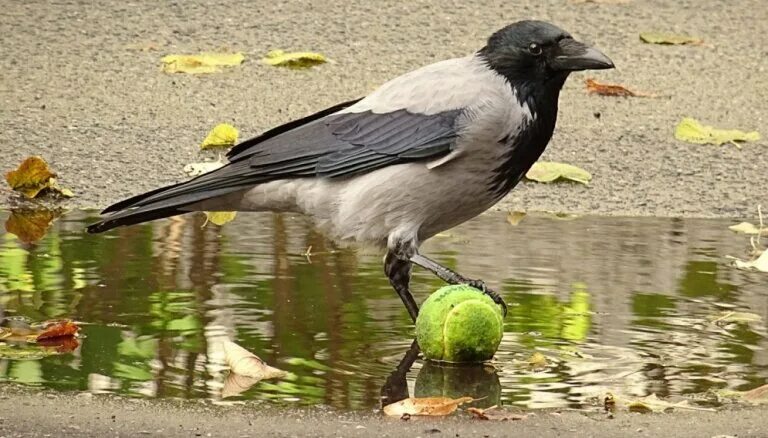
[90,103,462,232]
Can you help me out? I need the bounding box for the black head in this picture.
[479,21,613,98]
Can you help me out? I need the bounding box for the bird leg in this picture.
[410,253,508,316]
[384,250,420,322]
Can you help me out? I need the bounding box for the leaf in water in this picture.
[4,209,58,243]
[0,343,61,359]
[729,250,768,272]
[283,357,333,371]
[728,222,768,236]
[161,53,245,74]
[709,311,762,325]
[383,396,473,417]
[5,156,73,199]
[526,162,591,184]
[506,211,526,226]
[35,320,79,341]
[36,336,79,353]
[261,50,327,69]
[614,393,715,413]
[221,373,262,398]
[585,78,656,97]
[183,161,225,177]
[639,32,703,45]
[202,211,237,227]
[222,341,288,380]
[675,117,760,146]
[743,384,768,404]
[201,123,239,150]
[467,405,527,421]
[528,352,548,371]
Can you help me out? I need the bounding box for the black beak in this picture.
[551,38,614,71]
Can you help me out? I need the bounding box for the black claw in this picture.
[467,279,507,317]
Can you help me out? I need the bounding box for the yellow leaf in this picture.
[161,53,245,74]
[639,32,703,45]
[200,123,239,150]
[526,162,592,184]
[261,50,327,69]
[728,222,768,236]
[382,396,473,417]
[4,209,58,243]
[506,211,527,226]
[528,352,548,370]
[202,211,237,227]
[5,156,56,198]
[675,117,760,146]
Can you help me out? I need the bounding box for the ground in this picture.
[1,0,767,435]
[1,385,767,438]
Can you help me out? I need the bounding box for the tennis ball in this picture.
[416,285,504,363]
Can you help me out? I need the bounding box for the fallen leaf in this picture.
[5,156,73,199]
[161,53,245,74]
[467,405,527,421]
[728,222,768,236]
[708,311,762,325]
[201,123,239,150]
[222,341,287,380]
[742,384,768,403]
[506,211,527,226]
[0,344,61,359]
[528,352,548,370]
[729,250,768,272]
[202,211,237,227]
[639,32,703,45]
[383,396,473,417]
[183,161,225,177]
[675,117,760,146]
[612,393,715,413]
[261,50,327,69]
[4,209,58,243]
[221,373,262,398]
[585,78,656,97]
[36,336,80,353]
[36,320,79,341]
[526,162,591,184]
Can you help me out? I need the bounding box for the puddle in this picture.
[0,210,766,410]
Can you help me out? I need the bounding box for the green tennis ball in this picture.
[416,285,504,363]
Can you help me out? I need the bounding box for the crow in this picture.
[88,20,614,322]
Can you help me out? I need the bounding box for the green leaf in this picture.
[526,162,592,184]
[639,32,703,45]
[261,50,327,69]
[675,117,760,146]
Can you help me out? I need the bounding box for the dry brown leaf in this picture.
[467,405,527,421]
[221,373,262,398]
[36,320,80,341]
[383,396,473,417]
[506,211,527,226]
[585,78,656,97]
[742,384,768,403]
[4,209,58,243]
[4,156,73,199]
[222,341,287,380]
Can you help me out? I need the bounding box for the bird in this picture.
[88,20,613,322]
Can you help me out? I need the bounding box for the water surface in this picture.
[1,210,766,410]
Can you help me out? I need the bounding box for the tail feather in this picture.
[87,183,245,234]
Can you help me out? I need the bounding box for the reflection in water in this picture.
[0,210,767,410]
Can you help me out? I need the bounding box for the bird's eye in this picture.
[528,43,542,56]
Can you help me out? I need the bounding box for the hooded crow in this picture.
[88,20,613,322]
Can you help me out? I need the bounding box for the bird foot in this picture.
[466,279,508,317]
